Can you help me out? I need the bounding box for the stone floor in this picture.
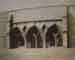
[0,48,75,60]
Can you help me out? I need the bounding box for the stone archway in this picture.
[10,27,24,48]
[46,24,63,48]
[26,25,43,48]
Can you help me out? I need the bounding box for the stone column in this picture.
[0,12,8,48]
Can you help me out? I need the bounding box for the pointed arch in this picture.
[10,27,24,48]
[26,25,43,48]
[46,24,63,48]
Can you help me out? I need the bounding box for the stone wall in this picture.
[0,6,75,48]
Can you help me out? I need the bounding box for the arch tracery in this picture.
[9,14,66,48]
[46,24,63,48]
[26,25,43,48]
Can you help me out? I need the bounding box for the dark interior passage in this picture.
[10,27,24,49]
[46,24,63,48]
[26,25,43,48]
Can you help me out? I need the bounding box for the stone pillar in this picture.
[69,7,75,48]
[0,12,8,48]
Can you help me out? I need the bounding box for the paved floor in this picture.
[0,48,75,60]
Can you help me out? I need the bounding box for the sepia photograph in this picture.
[0,0,75,60]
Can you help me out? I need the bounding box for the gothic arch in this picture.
[46,24,63,48]
[26,25,43,48]
[10,27,24,48]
